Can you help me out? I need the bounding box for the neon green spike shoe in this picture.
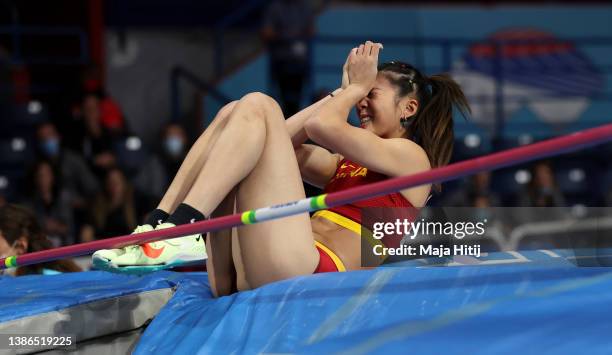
[92,224,154,271]
[92,223,207,275]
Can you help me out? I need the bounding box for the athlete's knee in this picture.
[205,100,239,132]
[218,100,239,117]
[240,92,282,117]
[241,91,275,105]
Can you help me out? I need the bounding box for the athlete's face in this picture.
[355,75,418,138]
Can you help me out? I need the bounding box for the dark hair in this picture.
[92,167,137,233]
[27,160,61,201]
[378,61,471,191]
[526,160,560,207]
[0,204,81,275]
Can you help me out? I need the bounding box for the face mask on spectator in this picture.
[40,138,60,157]
[164,136,184,157]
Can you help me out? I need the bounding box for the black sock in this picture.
[166,203,206,226]
[144,209,169,226]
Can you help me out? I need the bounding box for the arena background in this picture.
[1,1,612,353]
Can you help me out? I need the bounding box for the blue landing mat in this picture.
[0,271,203,323]
[2,251,611,354]
[136,265,612,354]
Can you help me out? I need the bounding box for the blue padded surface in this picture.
[2,253,611,354]
[136,258,612,354]
[0,271,204,323]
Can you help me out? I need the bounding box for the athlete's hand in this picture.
[341,48,353,89]
[347,41,383,94]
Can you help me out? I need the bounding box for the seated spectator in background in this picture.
[36,122,99,208]
[84,90,127,135]
[81,167,143,242]
[81,65,127,134]
[99,94,125,134]
[518,160,566,207]
[261,0,315,116]
[82,65,103,93]
[133,123,188,205]
[443,171,500,206]
[81,93,119,177]
[22,160,75,247]
[0,204,81,276]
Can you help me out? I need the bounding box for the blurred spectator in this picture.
[261,0,315,116]
[35,122,99,207]
[443,172,500,207]
[133,123,188,204]
[0,204,81,276]
[81,93,119,176]
[59,103,88,153]
[99,96,125,134]
[81,168,143,242]
[22,160,75,247]
[518,161,566,207]
[82,65,104,94]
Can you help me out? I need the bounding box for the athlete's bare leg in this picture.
[180,92,318,291]
[156,101,238,214]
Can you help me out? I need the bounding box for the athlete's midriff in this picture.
[311,216,362,270]
[311,158,418,271]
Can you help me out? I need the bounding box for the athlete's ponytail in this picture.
[415,73,470,169]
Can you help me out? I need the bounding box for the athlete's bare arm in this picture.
[294,145,341,188]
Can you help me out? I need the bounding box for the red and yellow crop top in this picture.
[323,158,414,222]
[312,158,420,262]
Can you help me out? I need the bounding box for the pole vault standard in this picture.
[3,123,612,270]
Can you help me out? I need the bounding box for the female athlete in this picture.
[94,41,470,296]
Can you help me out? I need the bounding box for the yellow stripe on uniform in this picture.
[313,210,360,235]
[313,210,387,262]
[314,240,346,272]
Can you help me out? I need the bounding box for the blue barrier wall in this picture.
[204,5,612,144]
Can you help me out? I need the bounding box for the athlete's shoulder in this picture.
[387,138,430,169]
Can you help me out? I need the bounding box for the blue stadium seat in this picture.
[552,155,602,205]
[0,102,48,139]
[600,168,612,204]
[0,170,24,201]
[453,133,492,160]
[0,137,35,168]
[14,101,48,126]
[1,101,48,126]
[113,136,149,177]
[492,167,529,205]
